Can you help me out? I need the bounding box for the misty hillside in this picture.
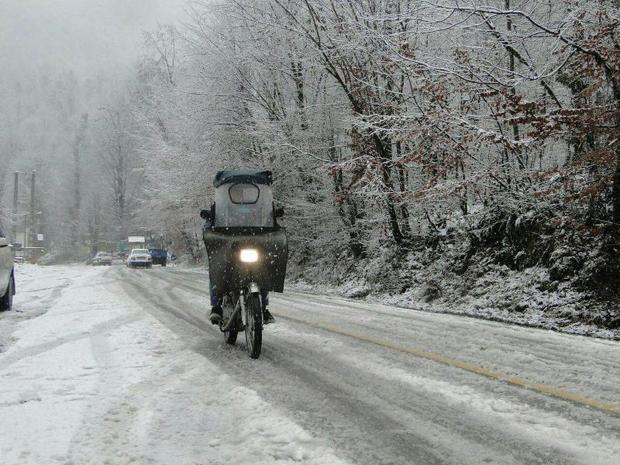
[1,0,619,337]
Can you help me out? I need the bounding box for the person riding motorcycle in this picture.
[203,202,275,325]
[201,169,287,358]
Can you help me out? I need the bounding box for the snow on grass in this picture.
[288,262,619,341]
[0,265,350,465]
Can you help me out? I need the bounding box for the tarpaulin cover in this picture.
[204,228,288,293]
[213,170,273,187]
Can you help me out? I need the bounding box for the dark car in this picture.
[148,248,167,266]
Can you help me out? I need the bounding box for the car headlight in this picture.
[239,248,259,263]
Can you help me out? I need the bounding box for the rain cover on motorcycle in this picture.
[203,170,288,294]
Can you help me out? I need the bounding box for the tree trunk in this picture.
[396,142,412,236]
[372,133,405,245]
[332,167,365,258]
[291,60,307,130]
[71,114,88,250]
[610,78,620,224]
[613,149,620,224]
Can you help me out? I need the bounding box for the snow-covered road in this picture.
[1,265,619,465]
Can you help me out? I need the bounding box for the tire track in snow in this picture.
[0,314,141,370]
[145,267,620,410]
[116,267,620,465]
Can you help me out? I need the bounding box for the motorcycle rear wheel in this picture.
[245,293,262,359]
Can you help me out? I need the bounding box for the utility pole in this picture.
[29,170,36,247]
[12,172,18,241]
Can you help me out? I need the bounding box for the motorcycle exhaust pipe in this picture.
[220,298,242,332]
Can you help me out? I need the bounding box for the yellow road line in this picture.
[274,312,620,416]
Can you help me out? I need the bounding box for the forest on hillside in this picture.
[1,0,619,334]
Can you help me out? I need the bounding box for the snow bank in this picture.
[288,247,620,341]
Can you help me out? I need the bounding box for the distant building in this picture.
[128,236,146,249]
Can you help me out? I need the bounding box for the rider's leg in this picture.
[261,289,275,324]
[209,283,223,324]
[210,285,219,306]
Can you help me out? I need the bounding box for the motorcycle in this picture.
[201,170,288,359]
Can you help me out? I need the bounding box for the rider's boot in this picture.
[209,305,223,325]
[263,307,275,325]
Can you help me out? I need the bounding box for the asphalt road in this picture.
[116,265,620,465]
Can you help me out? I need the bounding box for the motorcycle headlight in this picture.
[239,248,259,263]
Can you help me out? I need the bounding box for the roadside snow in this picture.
[288,265,620,341]
[0,264,86,354]
[0,265,349,465]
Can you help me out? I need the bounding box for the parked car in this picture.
[92,252,113,266]
[148,248,167,266]
[0,227,15,311]
[127,249,152,268]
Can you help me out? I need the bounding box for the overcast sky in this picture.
[0,0,188,78]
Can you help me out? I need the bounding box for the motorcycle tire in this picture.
[244,293,262,359]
